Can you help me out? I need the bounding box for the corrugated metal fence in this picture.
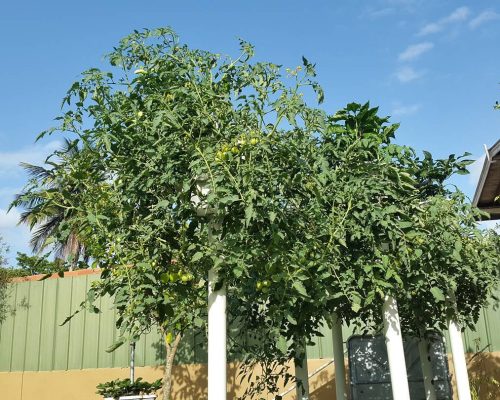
[1,274,499,372]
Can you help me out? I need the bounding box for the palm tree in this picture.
[10,139,89,268]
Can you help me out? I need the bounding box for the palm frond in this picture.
[30,215,64,254]
[20,162,53,181]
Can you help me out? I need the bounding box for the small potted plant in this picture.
[96,377,162,400]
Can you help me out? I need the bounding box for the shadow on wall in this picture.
[309,369,338,400]
[155,363,246,400]
[467,349,500,400]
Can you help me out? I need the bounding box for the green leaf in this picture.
[286,314,297,325]
[106,338,126,353]
[430,287,445,302]
[191,252,204,262]
[277,335,288,354]
[156,200,170,208]
[292,281,308,297]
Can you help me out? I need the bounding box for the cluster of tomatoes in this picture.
[256,280,271,293]
[215,133,260,163]
[161,270,195,284]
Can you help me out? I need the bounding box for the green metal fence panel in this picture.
[0,284,17,370]
[38,279,57,370]
[68,276,87,369]
[145,328,163,366]
[24,281,44,371]
[10,283,30,371]
[97,293,115,368]
[483,302,500,350]
[1,274,500,372]
[53,278,73,370]
[82,275,101,369]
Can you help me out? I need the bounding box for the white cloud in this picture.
[418,6,470,36]
[446,6,470,23]
[469,10,500,29]
[366,7,395,19]
[0,222,32,265]
[0,208,20,229]
[395,66,424,83]
[0,140,61,178]
[398,42,434,61]
[391,103,421,116]
[418,23,442,36]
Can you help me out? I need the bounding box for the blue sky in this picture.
[1,0,499,264]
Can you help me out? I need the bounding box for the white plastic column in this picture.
[332,314,347,400]
[294,341,310,400]
[208,268,227,400]
[382,295,411,400]
[192,179,227,400]
[448,318,471,400]
[129,342,135,383]
[418,339,437,400]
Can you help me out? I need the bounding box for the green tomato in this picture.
[256,281,263,290]
[250,138,259,145]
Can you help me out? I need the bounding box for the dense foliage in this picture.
[14,28,499,398]
[0,236,10,324]
[5,252,74,277]
[96,377,162,398]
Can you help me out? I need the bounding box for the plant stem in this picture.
[162,333,182,400]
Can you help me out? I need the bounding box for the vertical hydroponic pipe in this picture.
[382,295,411,400]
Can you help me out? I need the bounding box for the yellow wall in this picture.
[0,359,341,400]
[1,354,499,400]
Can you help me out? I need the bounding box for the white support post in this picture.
[208,268,227,400]
[418,338,437,400]
[129,342,135,383]
[294,340,310,400]
[448,318,471,400]
[192,178,227,400]
[332,314,347,400]
[382,295,411,400]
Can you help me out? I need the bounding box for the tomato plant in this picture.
[16,28,499,399]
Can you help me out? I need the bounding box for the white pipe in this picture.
[193,179,227,399]
[418,338,437,400]
[332,314,347,400]
[448,318,471,400]
[130,342,135,383]
[382,295,411,400]
[294,341,310,400]
[208,268,227,400]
